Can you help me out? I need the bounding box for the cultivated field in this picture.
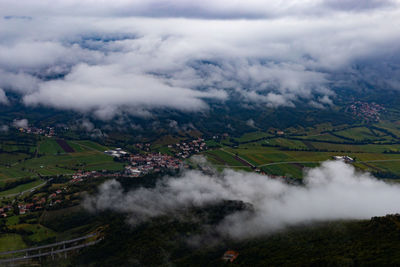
[0,136,123,194]
[203,121,400,179]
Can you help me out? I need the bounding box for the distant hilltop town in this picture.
[346,101,385,122]
[18,126,56,137]
[168,138,207,158]
[104,148,183,177]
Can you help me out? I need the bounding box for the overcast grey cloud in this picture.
[85,160,400,239]
[0,1,399,118]
[0,0,397,18]
[323,0,396,11]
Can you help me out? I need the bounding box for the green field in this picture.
[0,152,30,164]
[0,234,26,253]
[0,179,44,197]
[299,141,400,153]
[334,127,378,141]
[267,138,308,149]
[6,216,19,226]
[38,139,63,155]
[205,150,247,166]
[357,161,400,174]
[0,137,124,195]
[295,133,348,142]
[235,131,271,143]
[374,122,400,138]
[261,163,304,178]
[0,149,123,181]
[73,141,109,152]
[10,224,56,243]
[66,141,86,152]
[202,121,400,178]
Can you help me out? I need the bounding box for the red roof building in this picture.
[222,250,239,262]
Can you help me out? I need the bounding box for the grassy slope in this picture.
[205,150,247,166]
[335,126,377,141]
[74,141,109,152]
[38,139,63,155]
[235,132,271,142]
[0,234,26,253]
[10,224,56,243]
[0,179,44,197]
[228,216,400,266]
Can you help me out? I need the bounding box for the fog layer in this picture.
[85,160,400,238]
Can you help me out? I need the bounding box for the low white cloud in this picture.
[12,118,28,129]
[0,70,40,93]
[0,125,9,132]
[0,41,100,70]
[0,88,9,105]
[85,160,400,239]
[246,119,255,128]
[80,119,95,132]
[23,64,227,119]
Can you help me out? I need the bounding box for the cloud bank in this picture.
[0,1,400,119]
[0,88,8,105]
[1,0,397,18]
[0,125,9,132]
[85,160,400,239]
[12,119,28,129]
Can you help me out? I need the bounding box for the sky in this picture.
[0,0,400,119]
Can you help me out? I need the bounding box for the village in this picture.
[0,136,212,219]
[106,138,207,176]
[168,138,207,158]
[16,124,57,137]
[126,153,182,177]
[104,148,184,177]
[0,184,69,218]
[346,101,385,122]
[0,168,139,218]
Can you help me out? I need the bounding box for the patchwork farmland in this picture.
[203,121,400,179]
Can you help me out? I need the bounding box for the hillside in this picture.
[69,213,400,266]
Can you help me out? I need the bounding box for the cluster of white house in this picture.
[104,148,129,157]
[333,156,354,163]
